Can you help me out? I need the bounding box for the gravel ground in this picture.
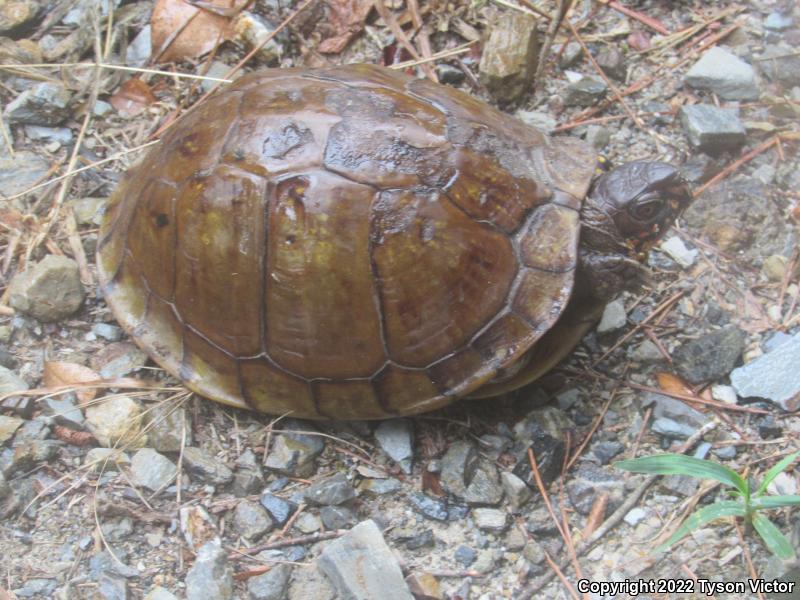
[1,0,799,599]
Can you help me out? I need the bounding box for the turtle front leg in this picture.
[578,250,650,303]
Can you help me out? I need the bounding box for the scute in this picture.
[97,64,595,419]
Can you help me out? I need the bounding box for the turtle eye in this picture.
[630,198,663,221]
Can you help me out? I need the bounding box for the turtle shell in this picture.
[97,64,597,419]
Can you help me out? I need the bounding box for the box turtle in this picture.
[97,64,691,419]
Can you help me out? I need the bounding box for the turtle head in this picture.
[578,161,692,301]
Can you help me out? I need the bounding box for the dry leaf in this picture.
[317,0,373,54]
[627,29,651,51]
[43,361,100,405]
[151,0,232,63]
[421,470,445,496]
[53,425,95,446]
[110,78,157,118]
[655,371,693,397]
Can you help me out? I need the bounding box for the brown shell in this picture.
[97,64,596,419]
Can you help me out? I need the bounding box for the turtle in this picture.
[96,63,691,420]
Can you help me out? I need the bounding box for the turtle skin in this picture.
[97,63,604,419]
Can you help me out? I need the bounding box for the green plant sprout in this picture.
[614,451,800,560]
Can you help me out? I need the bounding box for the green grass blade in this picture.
[750,495,800,510]
[752,513,797,560]
[655,501,746,553]
[755,451,800,497]
[615,454,748,495]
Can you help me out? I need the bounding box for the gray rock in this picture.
[624,507,647,526]
[0,415,24,444]
[500,471,531,511]
[4,82,72,125]
[130,448,177,492]
[183,447,233,486]
[478,12,538,103]
[41,394,84,429]
[758,415,783,440]
[87,549,138,579]
[100,518,134,541]
[764,11,794,31]
[359,477,402,496]
[294,512,322,534]
[595,46,626,81]
[260,493,296,526]
[592,440,624,465]
[185,540,234,600]
[597,299,626,333]
[760,43,800,88]
[199,61,232,94]
[679,153,722,185]
[304,473,356,506]
[8,440,60,476]
[401,528,434,550]
[374,419,413,474]
[144,404,190,452]
[70,197,107,226]
[247,563,292,600]
[463,460,504,506]
[9,417,48,446]
[630,339,664,364]
[565,463,624,515]
[318,520,414,600]
[85,448,130,472]
[0,471,10,500]
[673,326,746,383]
[180,506,219,552]
[680,104,746,155]
[0,367,28,395]
[515,110,557,134]
[265,420,324,478]
[522,540,546,565]
[232,12,284,65]
[661,474,699,497]
[320,505,357,530]
[92,323,122,342]
[646,392,711,433]
[144,587,179,600]
[85,396,147,448]
[511,418,567,489]
[659,236,698,268]
[233,500,273,541]
[8,255,84,322]
[440,440,477,498]
[731,333,800,411]
[0,0,39,32]
[564,75,607,107]
[127,25,151,67]
[93,342,149,379]
[408,492,448,521]
[644,101,674,125]
[684,46,760,100]
[24,125,72,144]
[682,177,792,260]
[559,42,582,69]
[0,151,50,196]
[435,63,465,85]
[13,579,58,598]
[472,507,508,532]
[287,563,336,600]
[454,545,476,566]
[651,416,702,439]
[232,468,264,497]
[584,124,611,150]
